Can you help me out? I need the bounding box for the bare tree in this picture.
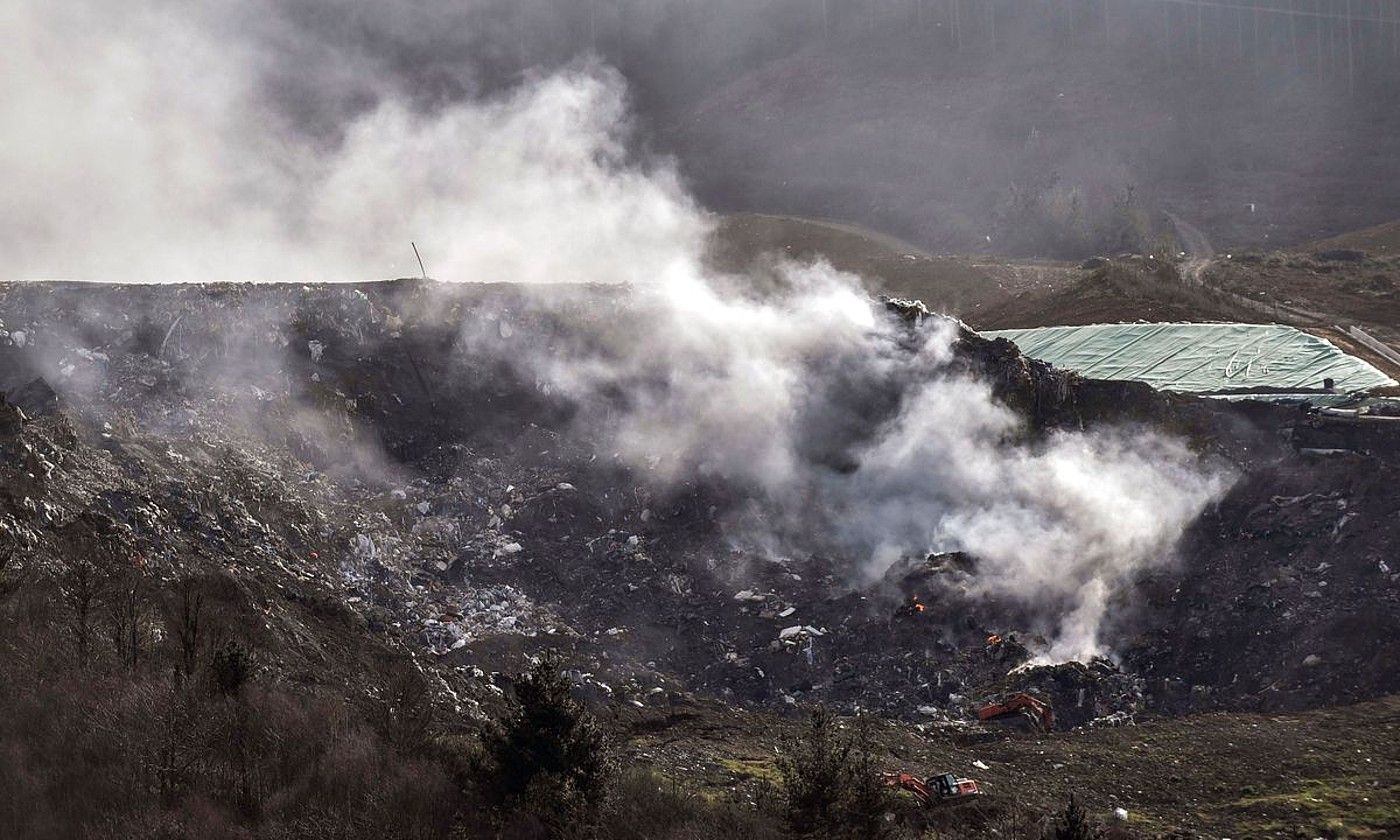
[106,564,148,670]
[58,552,101,667]
[55,513,132,667]
[163,576,206,680]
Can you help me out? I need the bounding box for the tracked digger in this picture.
[882,771,982,807]
[976,692,1056,733]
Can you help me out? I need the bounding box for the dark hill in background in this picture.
[666,35,1400,260]
[217,0,1400,263]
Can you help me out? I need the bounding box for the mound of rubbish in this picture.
[1,280,1397,733]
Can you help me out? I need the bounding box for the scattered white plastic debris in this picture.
[1113,807,1129,822]
[308,340,325,362]
[11,330,26,348]
[416,501,431,515]
[1089,711,1136,728]
[972,760,990,771]
[556,482,576,491]
[778,606,796,618]
[1302,654,1323,667]
[497,542,523,557]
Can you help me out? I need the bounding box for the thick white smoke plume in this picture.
[497,261,1232,661]
[846,391,1227,660]
[2,1,703,284]
[3,0,1232,660]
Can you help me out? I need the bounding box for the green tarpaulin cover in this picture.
[983,323,1397,395]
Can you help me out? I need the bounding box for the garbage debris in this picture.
[0,278,1394,738]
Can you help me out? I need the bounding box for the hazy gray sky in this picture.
[5,0,1398,279]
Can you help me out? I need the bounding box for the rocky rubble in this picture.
[1,280,1396,736]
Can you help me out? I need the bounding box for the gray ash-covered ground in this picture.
[1,279,1397,735]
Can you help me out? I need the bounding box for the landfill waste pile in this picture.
[2,279,1396,736]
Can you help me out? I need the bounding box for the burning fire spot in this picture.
[895,597,927,618]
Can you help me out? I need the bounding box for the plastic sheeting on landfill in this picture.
[984,323,1397,396]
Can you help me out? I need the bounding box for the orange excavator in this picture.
[882,771,982,806]
[976,692,1055,733]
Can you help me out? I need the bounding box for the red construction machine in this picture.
[975,692,1055,733]
[882,771,982,807]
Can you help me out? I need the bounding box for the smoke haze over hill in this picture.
[6,0,1400,280]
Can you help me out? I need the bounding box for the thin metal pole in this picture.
[411,242,427,279]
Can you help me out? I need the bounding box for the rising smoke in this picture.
[2,1,702,284]
[478,252,1232,661]
[3,0,1234,661]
